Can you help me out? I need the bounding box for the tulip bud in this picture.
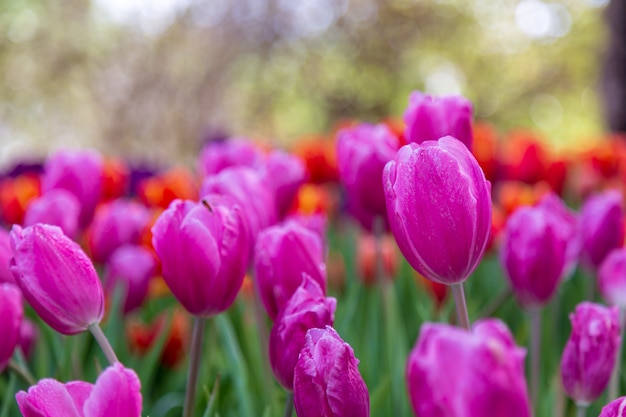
[19,318,39,360]
[269,277,336,390]
[357,234,398,286]
[403,91,473,150]
[284,213,327,243]
[10,224,104,335]
[198,137,264,177]
[561,302,621,405]
[151,195,249,317]
[500,204,569,308]
[0,227,15,284]
[254,221,327,320]
[23,189,81,239]
[599,397,626,417]
[262,150,308,218]
[105,245,156,314]
[600,248,626,307]
[383,136,491,285]
[406,319,531,417]
[0,283,22,372]
[293,326,369,417]
[336,123,399,230]
[580,190,624,271]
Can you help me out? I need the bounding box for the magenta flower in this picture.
[23,189,81,239]
[284,213,327,243]
[336,123,399,231]
[293,326,369,417]
[599,397,626,417]
[0,283,23,372]
[261,150,308,218]
[403,91,473,150]
[105,245,156,313]
[383,136,491,285]
[406,319,530,417]
[580,190,624,271]
[10,224,104,335]
[254,221,327,320]
[16,363,142,417]
[500,204,570,308]
[561,302,621,405]
[19,318,38,360]
[600,248,626,307]
[198,137,265,177]
[88,199,151,263]
[42,149,104,228]
[151,195,249,317]
[0,227,15,284]
[269,277,336,390]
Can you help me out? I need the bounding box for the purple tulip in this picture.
[0,227,15,284]
[105,245,156,313]
[16,363,142,417]
[284,213,327,245]
[561,302,621,405]
[198,137,265,177]
[269,276,336,390]
[293,326,369,417]
[0,283,23,372]
[19,318,38,359]
[403,91,473,150]
[151,195,249,317]
[261,150,307,217]
[599,397,626,417]
[500,204,570,308]
[23,189,81,239]
[580,190,624,271]
[88,199,151,264]
[406,319,530,417]
[383,136,491,285]
[200,166,277,244]
[336,123,399,230]
[600,249,626,307]
[42,149,104,228]
[10,224,104,335]
[254,221,327,320]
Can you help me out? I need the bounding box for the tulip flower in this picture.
[23,189,81,239]
[19,318,38,360]
[16,363,142,417]
[0,283,23,372]
[105,245,156,313]
[357,233,398,286]
[284,213,327,243]
[580,189,624,271]
[336,123,399,230]
[10,224,104,336]
[198,137,265,177]
[254,221,327,320]
[269,277,336,390]
[599,397,626,417]
[599,248,626,307]
[403,91,473,150]
[88,199,151,263]
[561,302,620,406]
[293,326,369,417]
[41,149,104,228]
[261,150,308,217]
[0,227,15,284]
[406,319,531,417]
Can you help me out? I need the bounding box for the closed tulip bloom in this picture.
[284,213,327,243]
[88,199,151,263]
[198,137,265,177]
[16,363,142,417]
[254,221,327,320]
[262,150,308,217]
[293,326,369,417]
[42,149,104,228]
[383,136,491,285]
[0,228,15,284]
[599,397,626,417]
[151,195,249,317]
[23,189,81,239]
[403,91,474,150]
[500,205,569,308]
[406,319,530,417]
[269,277,336,390]
[19,318,38,359]
[561,302,621,405]
[337,123,399,230]
[105,245,156,313]
[599,249,626,307]
[0,283,23,372]
[580,190,625,271]
[10,224,104,335]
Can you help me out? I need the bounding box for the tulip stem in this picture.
[450,283,470,331]
[282,393,294,417]
[609,306,626,400]
[88,323,119,365]
[183,317,205,417]
[576,403,587,417]
[7,359,36,386]
[529,308,542,410]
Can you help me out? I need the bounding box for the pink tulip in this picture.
[0,227,15,284]
[599,397,626,417]
[23,189,81,239]
[261,150,308,218]
[0,283,23,372]
[580,190,624,271]
[105,245,156,313]
[599,248,626,307]
[10,224,104,335]
[198,137,265,177]
[19,318,38,359]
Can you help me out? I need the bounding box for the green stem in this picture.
[609,306,626,400]
[450,282,470,331]
[529,308,542,411]
[576,403,588,417]
[7,359,36,386]
[282,393,294,417]
[478,287,511,318]
[88,323,119,365]
[183,317,206,417]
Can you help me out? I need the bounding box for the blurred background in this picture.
[0,0,617,169]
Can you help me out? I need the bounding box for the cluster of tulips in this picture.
[2,89,626,417]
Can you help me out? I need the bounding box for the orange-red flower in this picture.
[0,174,41,225]
[138,167,198,209]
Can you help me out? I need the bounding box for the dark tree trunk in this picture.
[602,0,626,133]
